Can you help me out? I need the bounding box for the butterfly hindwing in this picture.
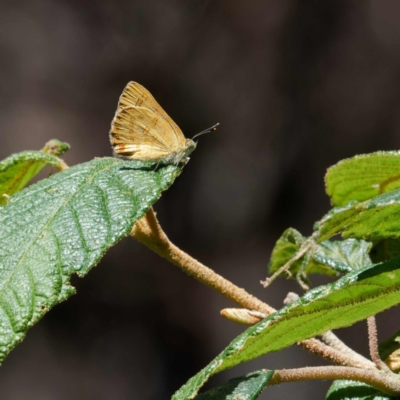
[115,82,186,148]
[109,81,196,164]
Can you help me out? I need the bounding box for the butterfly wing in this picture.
[111,105,180,161]
[110,82,185,159]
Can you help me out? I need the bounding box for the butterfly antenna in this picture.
[191,123,219,141]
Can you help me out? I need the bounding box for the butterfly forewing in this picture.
[110,81,197,164]
[112,106,176,160]
[113,82,185,147]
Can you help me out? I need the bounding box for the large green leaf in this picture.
[173,257,400,399]
[325,151,400,207]
[269,228,372,280]
[0,139,70,205]
[0,157,181,363]
[326,380,397,400]
[316,189,400,242]
[193,370,274,400]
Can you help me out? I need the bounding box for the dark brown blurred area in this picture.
[1,0,400,398]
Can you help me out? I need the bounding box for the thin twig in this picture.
[298,338,375,369]
[131,208,375,370]
[368,316,391,372]
[260,239,315,288]
[320,331,376,369]
[131,208,275,315]
[269,366,400,396]
[284,292,376,368]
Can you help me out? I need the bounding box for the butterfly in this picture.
[110,82,217,165]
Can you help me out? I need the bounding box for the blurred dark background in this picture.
[1,0,400,399]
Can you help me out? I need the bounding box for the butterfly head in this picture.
[176,138,196,164]
[185,138,197,152]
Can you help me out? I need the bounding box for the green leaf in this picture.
[269,228,372,280]
[0,140,70,205]
[0,157,181,363]
[313,239,372,272]
[326,380,397,400]
[316,189,400,242]
[193,370,274,400]
[173,258,400,399]
[325,151,400,207]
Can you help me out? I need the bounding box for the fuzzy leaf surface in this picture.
[173,258,400,399]
[193,370,274,400]
[325,151,400,207]
[0,157,180,363]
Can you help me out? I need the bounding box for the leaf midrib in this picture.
[0,159,121,329]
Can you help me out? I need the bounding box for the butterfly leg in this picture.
[153,160,161,172]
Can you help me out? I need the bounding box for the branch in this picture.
[131,208,375,370]
[320,330,375,369]
[131,207,274,315]
[269,366,400,396]
[297,338,375,369]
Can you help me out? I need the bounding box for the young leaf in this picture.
[269,228,372,280]
[316,189,400,242]
[173,257,400,399]
[326,151,400,207]
[41,139,70,157]
[0,139,70,205]
[0,157,181,363]
[193,370,274,400]
[326,379,397,400]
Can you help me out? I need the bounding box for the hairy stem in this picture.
[131,208,274,315]
[320,331,375,369]
[131,208,375,370]
[367,316,391,372]
[298,338,375,370]
[269,366,400,396]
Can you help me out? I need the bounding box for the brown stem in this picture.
[367,316,391,372]
[131,208,274,315]
[320,330,375,369]
[298,338,375,370]
[269,366,400,396]
[131,208,376,370]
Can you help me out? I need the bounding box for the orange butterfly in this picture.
[110,82,217,165]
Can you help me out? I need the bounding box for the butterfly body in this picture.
[110,82,196,165]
